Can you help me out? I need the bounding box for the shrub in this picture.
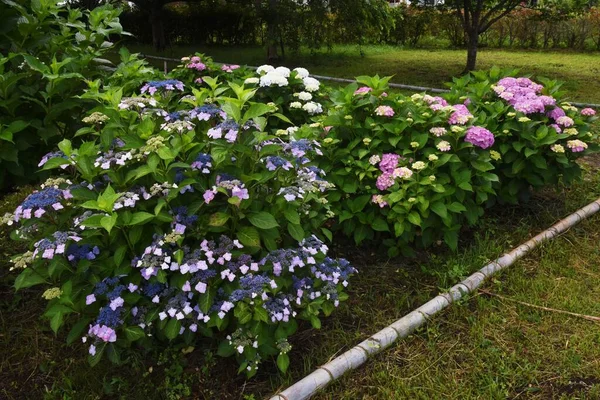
[318,76,498,255]
[447,68,599,203]
[3,58,355,375]
[0,0,155,191]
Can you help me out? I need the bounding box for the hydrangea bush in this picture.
[317,76,499,254]
[3,61,355,376]
[169,53,325,129]
[447,67,599,203]
[0,0,155,190]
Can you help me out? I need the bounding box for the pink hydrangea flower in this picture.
[581,108,596,116]
[374,105,394,117]
[465,126,495,149]
[379,153,400,173]
[448,104,472,125]
[354,86,372,96]
[567,139,588,152]
[221,64,240,73]
[376,173,395,190]
[556,116,574,127]
[371,195,388,208]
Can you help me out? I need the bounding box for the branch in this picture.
[479,289,600,323]
[480,0,521,32]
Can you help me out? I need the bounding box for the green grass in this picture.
[3,158,600,399]
[313,183,600,399]
[124,43,600,104]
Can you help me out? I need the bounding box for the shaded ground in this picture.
[123,44,600,104]
[2,160,600,398]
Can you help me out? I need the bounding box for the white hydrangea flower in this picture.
[302,101,323,115]
[244,77,259,84]
[295,91,312,101]
[290,101,302,109]
[257,65,274,74]
[274,66,291,77]
[294,67,310,79]
[260,71,289,87]
[303,77,320,92]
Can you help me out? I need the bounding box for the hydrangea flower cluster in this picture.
[375,153,413,190]
[141,80,185,95]
[448,104,473,125]
[182,56,206,71]
[190,153,212,173]
[13,187,71,221]
[207,120,239,142]
[493,77,554,114]
[374,105,394,117]
[464,126,495,149]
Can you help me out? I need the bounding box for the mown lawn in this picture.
[124,43,600,104]
[2,158,600,399]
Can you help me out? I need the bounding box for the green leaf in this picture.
[277,353,290,374]
[14,268,46,290]
[67,318,91,345]
[23,54,50,74]
[198,285,215,314]
[243,103,272,122]
[100,213,118,233]
[431,202,448,219]
[221,102,241,122]
[113,245,128,267]
[407,211,421,226]
[164,319,181,340]
[88,342,107,367]
[448,202,467,213]
[349,195,371,214]
[106,344,121,364]
[320,227,333,242]
[309,315,321,329]
[287,223,305,242]
[209,212,230,227]
[234,302,253,324]
[283,208,300,225]
[41,157,70,170]
[217,340,235,357]
[124,326,146,342]
[253,306,269,322]
[247,212,279,229]
[371,218,389,232]
[58,139,72,156]
[237,226,261,248]
[127,212,154,226]
[50,311,64,334]
[444,230,459,251]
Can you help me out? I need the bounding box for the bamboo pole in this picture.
[270,197,600,400]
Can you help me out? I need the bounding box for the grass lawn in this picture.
[3,159,600,399]
[123,43,600,104]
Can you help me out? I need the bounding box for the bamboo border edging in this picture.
[137,53,600,108]
[269,197,600,400]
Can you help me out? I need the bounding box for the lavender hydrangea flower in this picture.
[190,104,223,121]
[207,120,239,143]
[264,156,293,171]
[141,80,185,95]
[191,153,212,173]
[14,187,70,221]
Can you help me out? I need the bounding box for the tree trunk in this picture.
[465,30,479,72]
[150,5,166,52]
[266,0,280,62]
